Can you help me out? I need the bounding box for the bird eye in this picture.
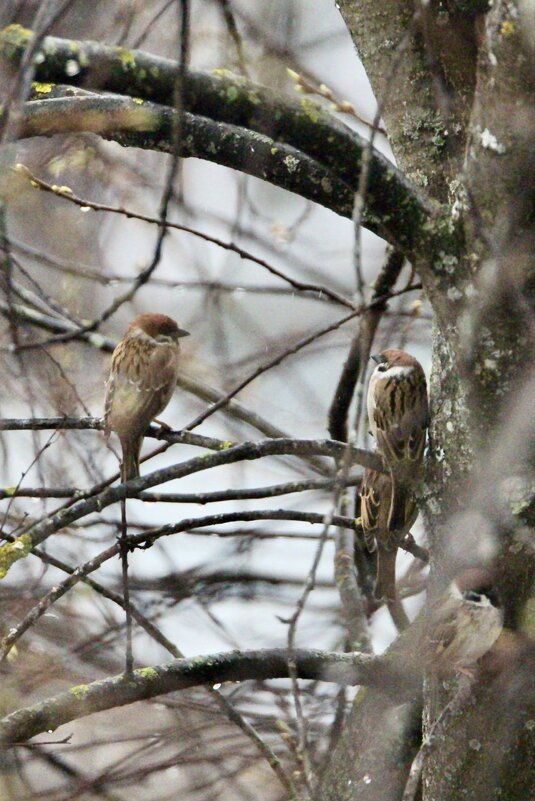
[464,590,482,603]
[377,363,388,372]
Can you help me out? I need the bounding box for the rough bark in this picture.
[337,0,474,199]
[0,4,533,800]
[321,2,535,800]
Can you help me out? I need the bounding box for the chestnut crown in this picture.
[372,348,421,368]
[129,313,189,341]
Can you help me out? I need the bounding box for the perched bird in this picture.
[423,569,504,676]
[104,313,189,481]
[360,466,417,603]
[367,349,429,532]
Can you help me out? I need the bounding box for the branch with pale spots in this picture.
[0,648,419,749]
[0,27,446,259]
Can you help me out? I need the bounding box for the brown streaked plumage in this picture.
[422,569,503,676]
[104,313,189,481]
[360,467,417,607]
[367,348,428,532]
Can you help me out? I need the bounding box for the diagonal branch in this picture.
[0,647,418,748]
[13,89,460,322]
[15,163,355,311]
[0,508,428,653]
[0,438,384,564]
[0,26,462,265]
[0,25,434,243]
[15,93,416,251]
[0,304,333,473]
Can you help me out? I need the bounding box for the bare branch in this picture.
[15,163,355,311]
[0,648,415,748]
[0,27,435,236]
[0,439,383,560]
[0,474,362,502]
[0,26,460,264]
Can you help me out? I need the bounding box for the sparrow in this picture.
[367,349,429,532]
[360,466,417,602]
[423,569,504,676]
[104,313,189,481]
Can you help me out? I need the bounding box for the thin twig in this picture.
[132,0,175,48]
[0,531,297,797]
[284,502,341,793]
[0,291,338,475]
[15,164,355,313]
[216,0,249,77]
[185,310,358,431]
[119,499,134,675]
[0,474,361,502]
[0,509,427,660]
[17,437,383,550]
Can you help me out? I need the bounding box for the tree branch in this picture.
[15,91,435,258]
[0,28,430,211]
[0,647,416,748]
[0,304,334,474]
[0,415,226,450]
[0,474,362,502]
[14,163,355,310]
[0,438,383,565]
[0,25,461,264]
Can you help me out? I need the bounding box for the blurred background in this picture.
[0,1,431,799]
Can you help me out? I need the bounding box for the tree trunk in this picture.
[321,1,535,798]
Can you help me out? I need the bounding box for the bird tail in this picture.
[388,478,411,532]
[387,597,410,631]
[375,545,410,631]
[374,544,397,601]
[120,437,142,482]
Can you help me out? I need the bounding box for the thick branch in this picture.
[14,87,461,322]
[0,28,430,218]
[14,91,437,259]
[0,26,462,264]
[0,647,416,748]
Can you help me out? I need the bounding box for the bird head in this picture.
[129,313,189,344]
[370,348,422,379]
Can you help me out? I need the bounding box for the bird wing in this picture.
[373,376,428,465]
[424,597,462,665]
[361,468,417,548]
[375,425,426,465]
[139,344,179,392]
[132,344,179,421]
[360,472,382,551]
[105,343,178,435]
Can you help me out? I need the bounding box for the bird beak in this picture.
[371,354,381,364]
[177,328,190,338]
